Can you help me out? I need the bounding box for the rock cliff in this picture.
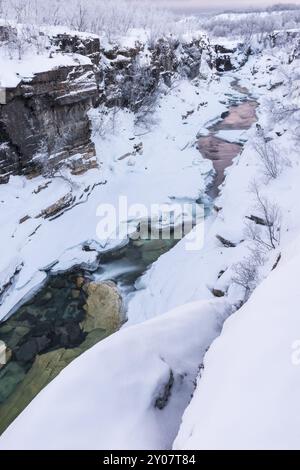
[0,26,237,183]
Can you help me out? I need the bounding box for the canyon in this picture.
[0,7,299,450]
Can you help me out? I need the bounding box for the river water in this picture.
[198,81,258,198]
[0,80,258,435]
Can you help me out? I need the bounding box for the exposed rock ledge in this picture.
[0,279,123,436]
[0,62,98,183]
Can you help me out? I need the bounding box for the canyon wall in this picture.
[0,26,236,183]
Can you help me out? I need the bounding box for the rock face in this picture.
[0,62,98,183]
[0,25,17,43]
[0,329,109,436]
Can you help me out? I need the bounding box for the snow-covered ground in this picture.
[2,12,300,450]
[0,68,234,321]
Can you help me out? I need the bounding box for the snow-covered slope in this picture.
[0,300,231,450]
[174,235,300,450]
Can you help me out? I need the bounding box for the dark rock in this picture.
[54,321,84,348]
[0,262,23,302]
[50,276,67,289]
[246,215,271,226]
[31,321,53,336]
[155,369,174,410]
[35,335,52,352]
[19,215,31,224]
[14,339,38,363]
[214,44,234,54]
[217,269,226,279]
[40,193,74,219]
[215,55,233,72]
[272,253,281,271]
[0,25,17,43]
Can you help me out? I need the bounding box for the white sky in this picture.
[152,0,300,12]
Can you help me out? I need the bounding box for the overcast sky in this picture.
[152,0,300,13]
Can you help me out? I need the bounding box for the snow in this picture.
[2,13,300,451]
[174,234,300,450]
[0,72,234,321]
[0,299,231,450]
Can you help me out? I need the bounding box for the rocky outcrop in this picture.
[154,369,174,410]
[216,234,237,248]
[82,281,123,334]
[0,62,98,182]
[51,33,101,66]
[180,39,205,79]
[99,41,154,109]
[99,37,206,109]
[40,193,75,219]
[0,274,123,435]
[0,262,23,305]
